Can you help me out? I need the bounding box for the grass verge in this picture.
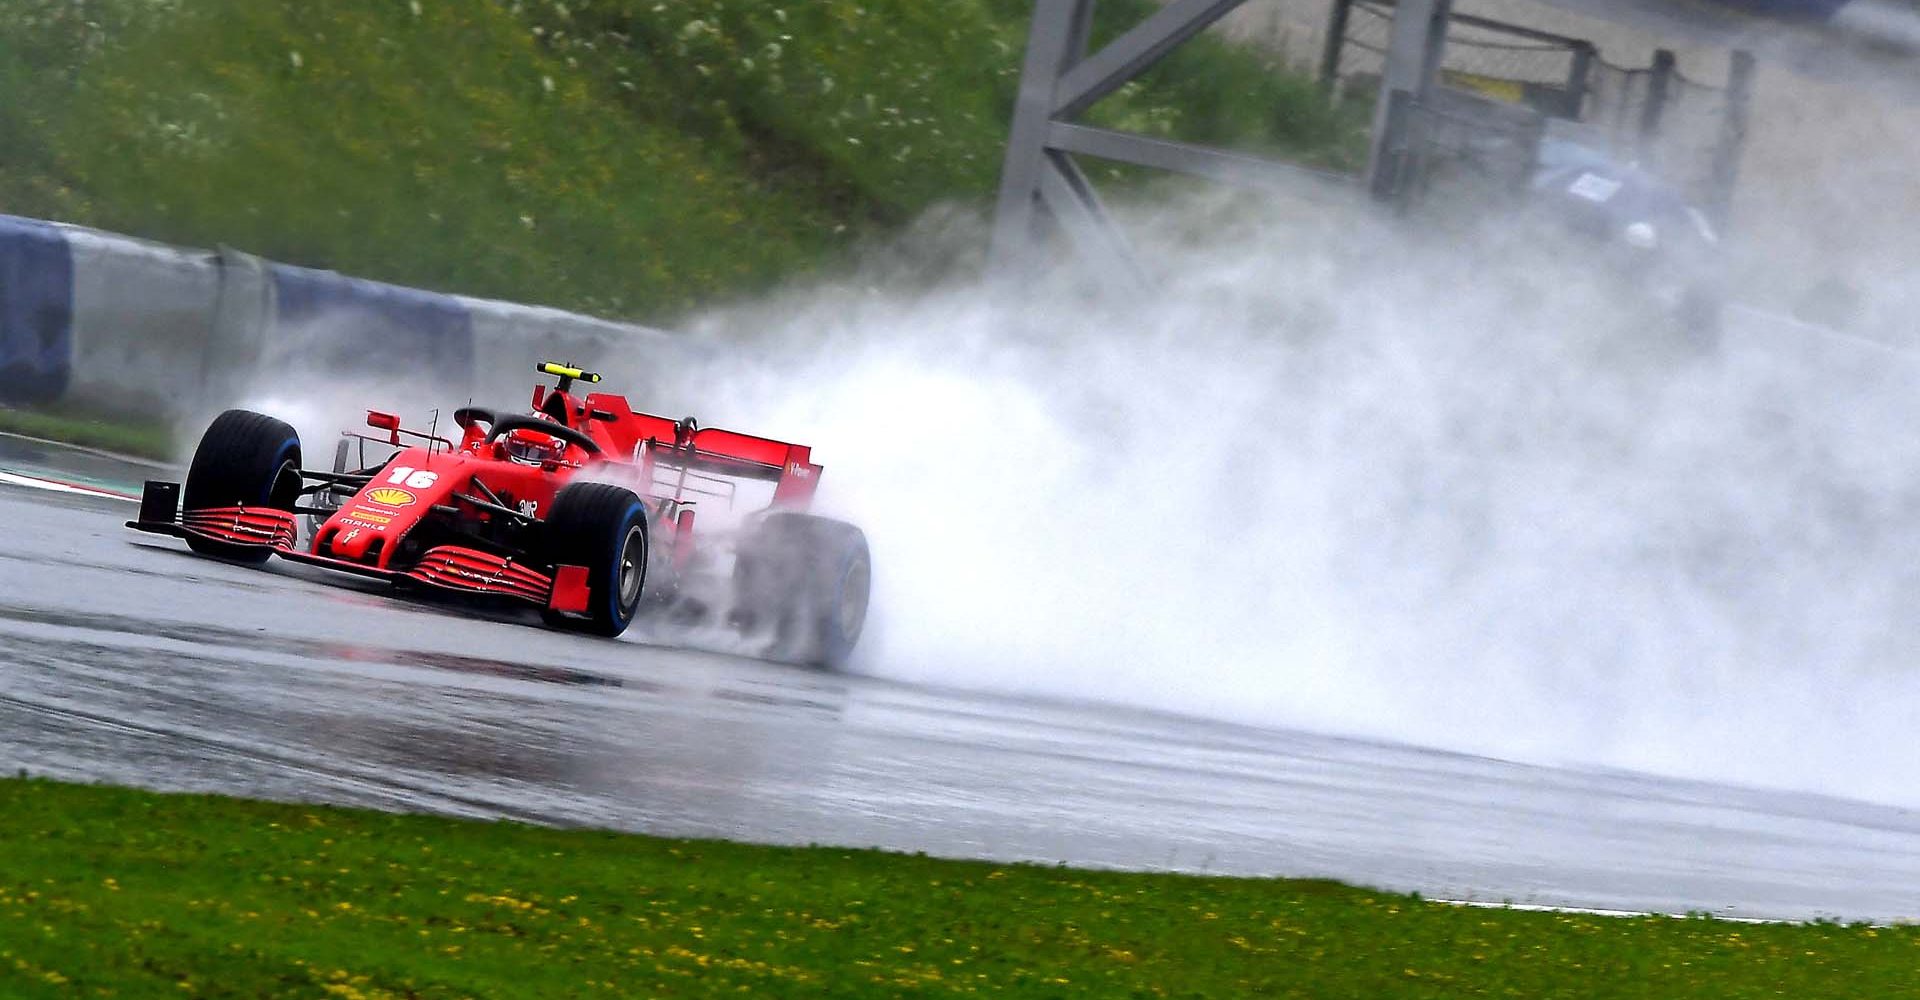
[0,404,173,462]
[0,777,1914,998]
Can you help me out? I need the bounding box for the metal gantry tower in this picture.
[989,0,1455,274]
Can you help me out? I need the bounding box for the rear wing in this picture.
[582,393,821,510]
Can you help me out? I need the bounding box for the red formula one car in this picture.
[128,363,871,667]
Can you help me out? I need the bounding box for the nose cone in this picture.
[320,502,400,563]
[319,449,466,565]
[326,517,387,561]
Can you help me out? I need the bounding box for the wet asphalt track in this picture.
[2,434,1919,923]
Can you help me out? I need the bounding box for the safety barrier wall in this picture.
[269,262,476,381]
[0,213,673,418]
[0,216,75,404]
[463,296,684,408]
[62,227,223,414]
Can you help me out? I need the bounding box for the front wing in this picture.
[126,480,591,615]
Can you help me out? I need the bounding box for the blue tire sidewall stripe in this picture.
[260,438,299,505]
[605,499,645,625]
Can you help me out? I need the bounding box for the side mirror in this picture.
[367,410,401,445]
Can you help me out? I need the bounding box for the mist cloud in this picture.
[671,191,1920,807]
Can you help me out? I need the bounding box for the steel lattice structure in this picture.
[989,0,1455,273]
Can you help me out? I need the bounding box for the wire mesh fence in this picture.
[1585,59,1733,199]
[1330,0,1735,204]
[1339,2,1590,115]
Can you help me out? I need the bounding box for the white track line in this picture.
[0,470,138,502]
[1431,897,1782,924]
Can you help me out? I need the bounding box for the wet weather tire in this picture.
[542,482,649,637]
[181,409,302,564]
[734,513,870,669]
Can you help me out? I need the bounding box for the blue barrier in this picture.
[270,263,473,378]
[0,215,74,403]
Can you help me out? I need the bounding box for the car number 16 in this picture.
[384,467,440,489]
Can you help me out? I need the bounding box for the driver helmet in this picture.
[502,427,564,466]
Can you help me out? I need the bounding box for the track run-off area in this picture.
[2,433,1919,924]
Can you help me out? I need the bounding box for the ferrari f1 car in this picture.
[127,363,871,667]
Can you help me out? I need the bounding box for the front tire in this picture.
[542,482,649,637]
[181,409,302,564]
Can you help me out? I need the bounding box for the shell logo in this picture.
[364,487,417,508]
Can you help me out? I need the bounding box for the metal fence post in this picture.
[1365,0,1451,202]
[1370,88,1415,205]
[1320,0,1354,92]
[1566,43,1595,120]
[1638,49,1676,152]
[1705,49,1755,230]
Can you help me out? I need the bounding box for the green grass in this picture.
[0,403,174,461]
[1,777,1915,999]
[0,0,1363,321]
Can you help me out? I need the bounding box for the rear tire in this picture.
[541,482,649,637]
[182,409,302,564]
[734,513,870,668]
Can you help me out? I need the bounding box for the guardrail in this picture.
[0,213,676,418]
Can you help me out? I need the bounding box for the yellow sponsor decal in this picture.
[347,509,393,524]
[1442,70,1527,105]
[364,487,417,508]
